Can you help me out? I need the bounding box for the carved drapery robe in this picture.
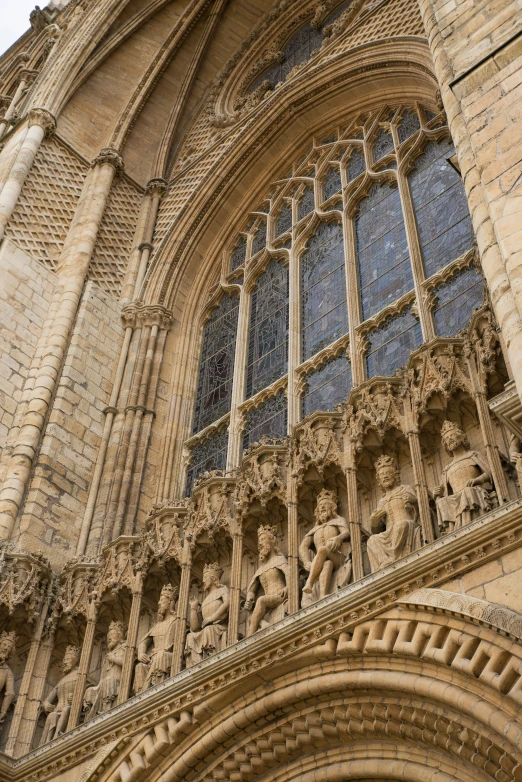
[247,554,289,628]
[184,586,229,667]
[436,451,493,531]
[367,484,420,572]
[84,641,125,720]
[134,614,176,693]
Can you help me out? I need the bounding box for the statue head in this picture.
[375,454,400,490]
[0,631,16,663]
[258,525,279,562]
[315,489,338,524]
[62,645,80,673]
[107,620,126,650]
[441,420,469,454]
[202,562,222,590]
[157,583,178,618]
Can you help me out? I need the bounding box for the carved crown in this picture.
[108,620,127,637]
[374,454,398,473]
[258,524,277,541]
[0,630,17,651]
[316,488,337,506]
[203,562,222,579]
[160,583,178,601]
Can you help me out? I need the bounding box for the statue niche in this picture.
[244,525,289,636]
[83,621,126,720]
[0,631,16,727]
[367,455,420,573]
[299,488,351,606]
[134,583,178,693]
[184,563,229,667]
[40,645,80,745]
[435,420,494,533]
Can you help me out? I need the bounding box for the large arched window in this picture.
[187,104,484,489]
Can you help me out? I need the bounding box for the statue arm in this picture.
[107,645,126,667]
[298,531,314,568]
[203,593,230,627]
[43,683,58,712]
[0,669,14,721]
[137,633,151,663]
[470,452,493,486]
[189,602,200,633]
[244,576,258,611]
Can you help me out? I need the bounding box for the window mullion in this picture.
[287,241,300,432]
[343,212,365,386]
[226,285,250,470]
[396,171,436,341]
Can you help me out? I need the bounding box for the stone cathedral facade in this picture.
[1,0,522,779]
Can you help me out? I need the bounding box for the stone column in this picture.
[0,147,123,541]
[286,466,300,615]
[227,283,249,470]
[404,395,435,545]
[227,524,243,646]
[117,569,143,705]
[0,108,55,241]
[0,69,38,140]
[343,434,363,581]
[171,539,192,675]
[67,600,98,732]
[417,0,522,398]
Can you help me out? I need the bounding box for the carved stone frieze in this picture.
[50,559,98,628]
[293,411,344,481]
[406,341,472,419]
[142,503,186,567]
[0,547,52,622]
[188,474,239,541]
[343,379,405,450]
[235,442,287,516]
[97,536,139,596]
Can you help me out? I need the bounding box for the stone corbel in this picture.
[121,301,174,331]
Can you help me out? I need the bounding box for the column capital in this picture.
[18,69,39,87]
[121,300,174,330]
[145,177,168,198]
[28,107,56,136]
[91,147,124,174]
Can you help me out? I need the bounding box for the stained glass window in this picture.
[366,308,422,378]
[246,259,289,398]
[346,148,366,181]
[355,183,412,320]
[185,429,228,496]
[323,166,342,201]
[230,236,247,271]
[192,294,239,433]
[373,129,394,160]
[276,202,292,236]
[298,187,315,221]
[249,24,323,92]
[252,221,267,256]
[243,390,287,450]
[409,138,474,278]
[398,109,420,144]
[301,221,348,360]
[302,354,352,417]
[433,266,484,337]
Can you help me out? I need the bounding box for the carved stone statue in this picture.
[367,455,420,572]
[134,584,178,693]
[299,488,351,604]
[0,631,16,726]
[83,621,126,721]
[244,525,289,636]
[435,420,494,532]
[184,563,229,667]
[509,433,522,489]
[40,645,80,745]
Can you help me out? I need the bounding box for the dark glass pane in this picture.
[398,109,420,143]
[230,236,247,271]
[276,202,292,236]
[303,354,352,416]
[252,221,267,256]
[243,390,287,450]
[193,294,239,433]
[185,429,228,496]
[434,266,484,337]
[355,183,413,319]
[246,259,289,397]
[366,308,422,378]
[298,187,315,221]
[323,166,342,200]
[409,138,474,278]
[373,129,394,160]
[249,23,323,92]
[301,221,348,360]
[347,148,366,180]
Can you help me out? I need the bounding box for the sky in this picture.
[0,0,37,57]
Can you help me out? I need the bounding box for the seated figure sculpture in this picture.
[184,562,229,667]
[244,525,289,636]
[83,621,126,721]
[134,583,178,693]
[367,455,420,573]
[435,420,494,532]
[41,645,80,745]
[299,488,351,605]
[0,631,16,727]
